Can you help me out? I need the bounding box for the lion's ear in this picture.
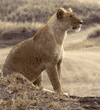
[67,8,73,12]
[56,8,66,20]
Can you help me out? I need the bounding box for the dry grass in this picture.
[0,0,99,47]
[0,21,44,47]
[0,20,44,33]
[0,0,99,25]
[0,0,26,20]
[0,73,82,110]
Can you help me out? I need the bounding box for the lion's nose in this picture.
[79,21,83,24]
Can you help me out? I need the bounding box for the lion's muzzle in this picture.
[72,24,82,32]
[78,21,83,24]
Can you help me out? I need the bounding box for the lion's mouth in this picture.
[72,24,82,32]
[72,26,77,30]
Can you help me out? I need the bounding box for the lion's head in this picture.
[56,8,83,32]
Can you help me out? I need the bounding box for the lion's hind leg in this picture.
[2,67,15,78]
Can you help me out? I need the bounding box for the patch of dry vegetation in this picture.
[0,0,27,21]
[0,0,99,47]
[0,73,83,110]
[0,20,44,39]
[0,0,100,25]
[0,21,44,47]
[0,72,100,110]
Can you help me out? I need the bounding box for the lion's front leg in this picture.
[57,58,62,79]
[57,58,70,98]
[46,64,64,95]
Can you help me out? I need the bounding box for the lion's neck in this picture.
[47,14,69,46]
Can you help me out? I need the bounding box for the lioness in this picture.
[2,8,82,96]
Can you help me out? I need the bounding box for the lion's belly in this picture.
[3,58,45,81]
[17,63,45,82]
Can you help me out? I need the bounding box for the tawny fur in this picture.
[3,8,82,95]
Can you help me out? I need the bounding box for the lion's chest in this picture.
[57,46,64,61]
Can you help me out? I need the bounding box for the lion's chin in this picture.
[74,26,81,32]
[72,25,82,32]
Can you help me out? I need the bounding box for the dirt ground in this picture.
[0,74,100,110]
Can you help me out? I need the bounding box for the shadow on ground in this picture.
[70,96,100,110]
